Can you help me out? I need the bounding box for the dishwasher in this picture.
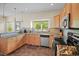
[40,35,49,47]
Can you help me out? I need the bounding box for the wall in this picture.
[0,16,6,33]
[0,16,16,33]
[0,10,60,33]
[20,11,60,29]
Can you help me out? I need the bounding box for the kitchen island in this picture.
[0,32,25,55]
[0,32,54,55]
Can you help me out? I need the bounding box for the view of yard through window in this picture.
[33,21,48,31]
[7,23,13,32]
[6,22,14,32]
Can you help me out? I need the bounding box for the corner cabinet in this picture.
[25,33,40,46]
[54,15,60,28]
[49,34,54,48]
[70,4,79,28]
[64,3,71,16]
[0,34,25,55]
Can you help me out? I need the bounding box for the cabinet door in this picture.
[30,34,35,45]
[0,38,7,54]
[26,34,34,45]
[26,34,29,44]
[64,3,71,15]
[33,34,40,46]
[60,9,65,28]
[70,4,79,28]
[49,35,54,48]
[16,34,25,48]
[54,15,60,28]
[7,37,17,54]
[25,34,40,46]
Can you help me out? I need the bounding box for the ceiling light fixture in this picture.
[50,3,54,6]
[14,8,16,21]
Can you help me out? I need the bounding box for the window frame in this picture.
[31,19,50,32]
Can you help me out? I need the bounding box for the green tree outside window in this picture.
[7,23,13,32]
[33,21,48,31]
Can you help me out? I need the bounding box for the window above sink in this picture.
[31,19,50,32]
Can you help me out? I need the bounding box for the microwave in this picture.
[60,14,70,29]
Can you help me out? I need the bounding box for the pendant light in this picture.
[14,8,16,21]
[3,3,5,21]
[21,10,24,22]
[2,3,6,32]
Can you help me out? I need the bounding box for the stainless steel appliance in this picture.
[40,35,49,47]
[60,14,70,29]
[67,32,79,46]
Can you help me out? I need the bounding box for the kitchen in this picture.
[0,3,79,56]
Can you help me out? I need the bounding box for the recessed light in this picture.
[50,3,54,6]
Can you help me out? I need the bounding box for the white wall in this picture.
[0,10,60,33]
[20,11,60,29]
[0,16,6,33]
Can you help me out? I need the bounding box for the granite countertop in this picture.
[0,32,24,39]
[57,45,79,56]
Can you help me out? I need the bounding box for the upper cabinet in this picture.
[70,4,79,28]
[54,15,60,28]
[64,4,71,15]
[60,9,65,28]
[54,3,79,29]
[60,3,71,28]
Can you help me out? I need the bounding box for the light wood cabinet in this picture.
[64,3,71,15]
[0,38,15,55]
[70,3,79,28]
[33,34,40,46]
[49,34,54,48]
[7,37,17,54]
[25,33,40,46]
[0,34,25,55]
[0,38,7,54]
[26,34,33,45]
[59,4,71,28]
[54,15,60,28]
[16,34,25,49]
[60,10,65,28]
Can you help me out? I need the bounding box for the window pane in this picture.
[6,22,14,32]
[32,20,48,31]
[33,21,41,31]
[16,22,21,31]
[42,21,48,30]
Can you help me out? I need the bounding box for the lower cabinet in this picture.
[26,34,33,45]
[16,34,25,48]
[0,34,25,55]
[0,38,7,54]
[33,34,40,46]
[49,34,54,48]
[7,37,17,54]
[26,33,40,46]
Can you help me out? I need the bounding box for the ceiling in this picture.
[0,3,65,16]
